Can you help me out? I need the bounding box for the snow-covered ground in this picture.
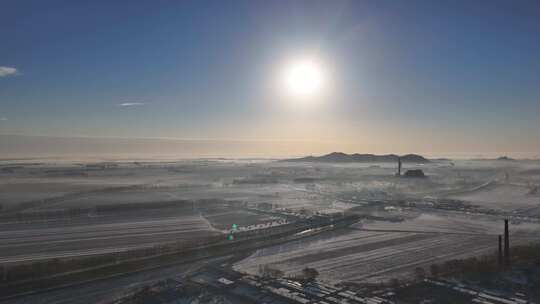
[1,158,540,283]
[449,183,540,211]
[234,213,540,283]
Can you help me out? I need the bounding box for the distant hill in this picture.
[496,156,515,161]
[283,152,429,163]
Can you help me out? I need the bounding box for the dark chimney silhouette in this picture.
[397,157,402,176]
[498,234,503,268]
[504,219,510,267]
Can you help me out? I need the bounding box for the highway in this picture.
[1,256,232,304]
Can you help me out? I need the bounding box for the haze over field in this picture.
[1,158,540,291]
[1,135,540,160]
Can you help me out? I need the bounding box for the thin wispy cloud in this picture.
[0,66,18,77]
[0,117,7,121]
[118,102,146,107]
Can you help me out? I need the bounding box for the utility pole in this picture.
[498,235,503,268]
[504,219,510,267]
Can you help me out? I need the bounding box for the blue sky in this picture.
[1,0,539,156]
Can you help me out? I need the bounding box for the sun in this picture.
[282,59,326,99]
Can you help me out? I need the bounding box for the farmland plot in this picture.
[234,213,540,283]
[0,215,220,264]
[449,184,540,211]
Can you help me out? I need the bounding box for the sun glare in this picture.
[282,59,326,100]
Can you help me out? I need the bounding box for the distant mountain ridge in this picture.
[283,152,429,163]
[496,156,515,161]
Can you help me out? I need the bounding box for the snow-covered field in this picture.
[233,230,491,283]
[234,214,540,283]
[2,158,538,212]
[449,184,540,211]
[1,158,540,282]
[0,214,221,264]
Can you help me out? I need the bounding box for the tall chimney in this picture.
[397,157,402,176]
[498,235,503,268]
[504,219,510,267]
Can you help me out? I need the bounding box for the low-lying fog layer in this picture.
[1,158,539,281]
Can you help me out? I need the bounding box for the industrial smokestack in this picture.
[504,219,510,267]
[498,235,503,268]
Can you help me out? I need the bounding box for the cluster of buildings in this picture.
[190,268,393,304]
[251,277,391,304]
[190,269,393,304]
[426,279,532,304]
[395,157,426,178]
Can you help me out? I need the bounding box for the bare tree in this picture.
[430,264,440,278]
[414,267,426,281]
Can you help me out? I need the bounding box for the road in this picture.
[1,256,232,304]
